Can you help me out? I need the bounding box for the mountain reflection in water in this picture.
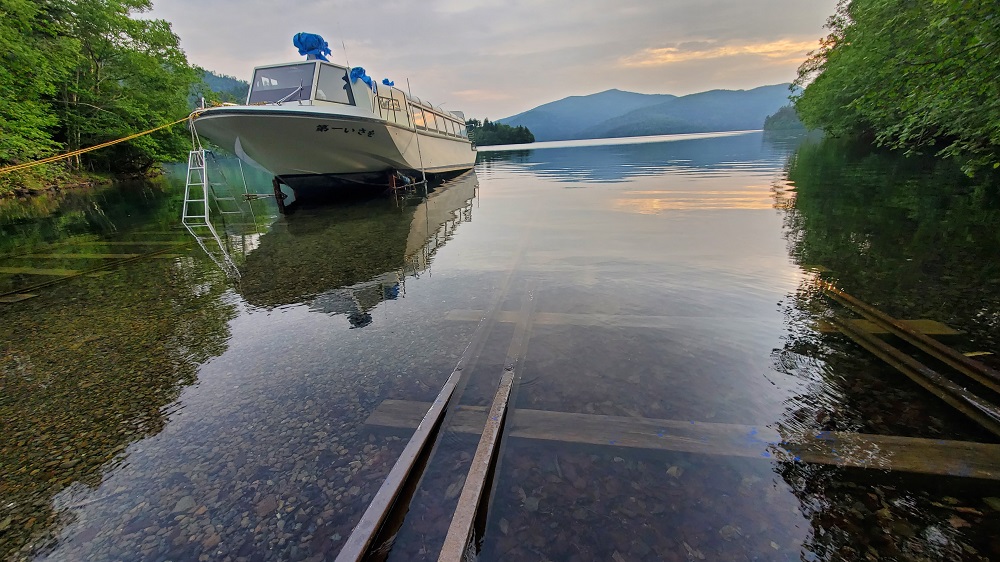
[477,131,802,184]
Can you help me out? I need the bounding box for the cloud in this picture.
[149,0,837,118]
[451,89,516,102]
[622,39,819,68]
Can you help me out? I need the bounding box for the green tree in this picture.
[0,0,201,190]
[0,0,76,165]
[794,0,1000,173]
[763,106,806,131]
[466,118,535,146]
[194,69,250,105]
[55,0,199,175]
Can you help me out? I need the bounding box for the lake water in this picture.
[2,132,999,561]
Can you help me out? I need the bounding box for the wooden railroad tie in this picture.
[24,253,142,260]
[0,245,186,303]
[0,293,37,303]
[367,399,1000,481]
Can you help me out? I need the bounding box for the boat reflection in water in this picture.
[193,170,478,326]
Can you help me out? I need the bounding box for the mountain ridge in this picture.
[499,84,795,141]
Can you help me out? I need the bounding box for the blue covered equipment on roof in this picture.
[350,67,377,93]
[293,32,331,61]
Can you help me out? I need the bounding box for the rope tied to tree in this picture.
[0,113,199,176]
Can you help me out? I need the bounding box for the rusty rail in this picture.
[821,281,1000,395]
[829,314,1000,437]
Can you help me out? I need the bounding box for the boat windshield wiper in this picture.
[276,81,304,104]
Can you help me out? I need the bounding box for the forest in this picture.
[465,118,535,146]
[794,0,1000,174]
[763,106,806,131]
[0,0,222,194]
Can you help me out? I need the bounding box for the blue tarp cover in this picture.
[293,32,331,61]
[350,67,376,93]
[382,78,394,87]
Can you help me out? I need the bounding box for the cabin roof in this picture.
[250,60,465,120]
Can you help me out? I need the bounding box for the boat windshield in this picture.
[315,64,354,105]
[248,63,315,104]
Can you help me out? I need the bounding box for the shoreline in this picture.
[0,179,111,200]
[0,171,127,200]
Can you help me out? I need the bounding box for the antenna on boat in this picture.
[341,38,351,68]
[337,21,351,68]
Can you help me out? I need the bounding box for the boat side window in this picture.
[411,105,426,128]
[248,64,316,104]
[447,120,457,136]
[426,112,439,132]
[459,124,467,138]
[315,64,355,105]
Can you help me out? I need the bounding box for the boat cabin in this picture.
[247,61,469,139]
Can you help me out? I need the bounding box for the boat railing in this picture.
[372,88,410,128]
[403,100,470,140]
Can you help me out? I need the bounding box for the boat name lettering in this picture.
[315,124,375,137]
[378,97,401,111]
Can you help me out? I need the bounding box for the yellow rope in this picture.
[0,113,199,176]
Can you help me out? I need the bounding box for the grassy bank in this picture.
[0,165,116,199]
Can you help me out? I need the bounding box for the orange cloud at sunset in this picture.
[622,39,817,68]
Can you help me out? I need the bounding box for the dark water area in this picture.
[1,132,999,561]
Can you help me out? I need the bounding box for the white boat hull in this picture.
[192,106,476,188]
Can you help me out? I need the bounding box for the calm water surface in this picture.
[1,132,999,561]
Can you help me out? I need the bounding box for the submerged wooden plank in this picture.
[367,400,1000,480]
[62,240,183,246]
[0,247,185,304]
[0,293,37,303]
[366,400,487,434]
[446,309,518,323]
[25,253,140,259]
[787,432,1000,479]
[816,318,961,335]
[0,267,80,276]
[895,319,963,335]
[446,309,760,329]
[450,308,959,337]
[533,312,752,330]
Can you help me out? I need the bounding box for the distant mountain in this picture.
[499,89,675,142]
[500,85,795,141]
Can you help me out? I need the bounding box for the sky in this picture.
[149,0,838,119]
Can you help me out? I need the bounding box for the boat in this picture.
[188,33,477,205]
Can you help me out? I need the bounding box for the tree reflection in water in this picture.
[771,138,1000,560]
[0,182,239,558]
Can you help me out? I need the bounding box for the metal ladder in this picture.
[182,149,241,278]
